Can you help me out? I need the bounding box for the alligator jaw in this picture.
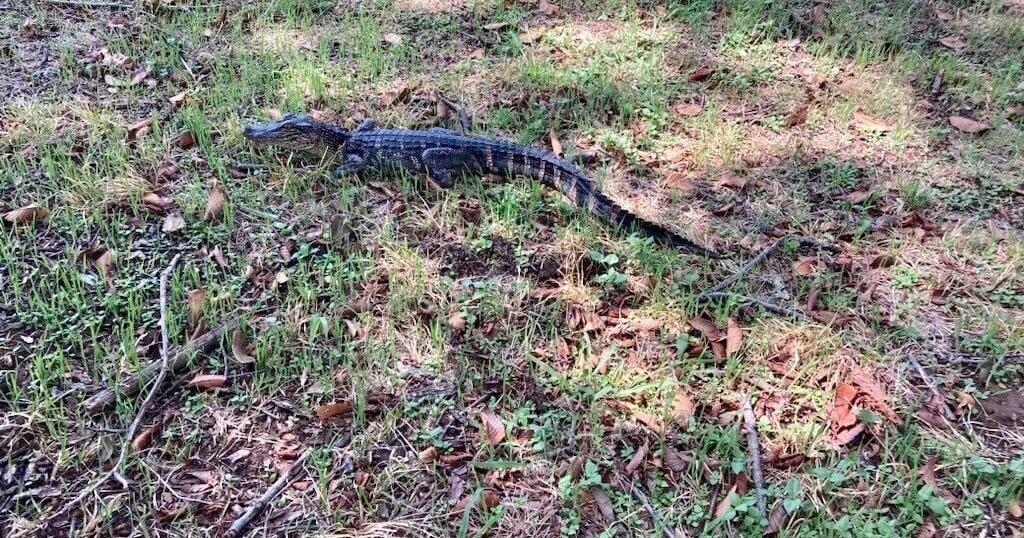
[242,120,286,145]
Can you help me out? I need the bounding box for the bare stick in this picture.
[45,0,131,8]
[83,319,238,413]
[698,237,784,299]
[740,395,766,519]
[44,254,181,527]
[629,482,674,538]
[907,355,956,420]
[703,292,807,320]
[226,434,352,538]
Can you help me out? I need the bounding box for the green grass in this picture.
[2,1,1024,537]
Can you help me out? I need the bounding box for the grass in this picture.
[2,0,1024,536]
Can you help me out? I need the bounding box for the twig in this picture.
[703,292,807,320]
[629,482,674,538]
[740,395,766,519]
[45,0,131,7]
[698,237,783,299]
[44,254,181,527]
[83,319,238,413]
[907,355,956,421]
[226,434,352,538]
[437,94,471,133]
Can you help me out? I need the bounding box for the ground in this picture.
[2,0,1024,536]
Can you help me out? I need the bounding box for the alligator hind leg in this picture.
[330,153,366,179]
[421,147,482,189]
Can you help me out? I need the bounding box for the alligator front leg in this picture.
[330,153,366,179]
[421,147,482,189]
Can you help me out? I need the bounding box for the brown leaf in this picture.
[210,245,229,268]
[688,317,722,341]
[161,212,185,233]
[189,373,226,390]
[94,249,115,282]
[480,409,505,446]
[711,340,727,359]
[131,425,157,451]
[482,21,509,31]
[169,90,187,108]
[714,484,738,518]
[830,383,858,429]
[382,33,403,45]
[453,489,500,513]
[448,311,466,332]
[4,204,49,225]
[315,401,353,420]
[850,365,900,424]
[538,0,559,16]
[792,256,817,276]
[834,421,865,446]
[675,102,703,117]
[549,129,562,157]
[127,117,153,142]
[688,66,714,82]
[765,502,787,534]
[186,288,205,327]
[845,190,870,204]
[176,131,195,149]
[915,519,938,538]
[519,27,544,44]
[1009,499,1022,519]
[938,36,966,50]
[852,111,893,132]
[725,318,742,356]
[717,170,748,189]
[466,47,485,59]
[663,446,691,472]
[418,446,438,462]
[589,487,616,524]
[934,8,953,21]
[625,442,648,474]
[948,115,989,134]
[665,172,697,192]
[142,192,174,213]
[784,103,809,127]
[203,181,226,221]
[231,328,256,364]
[439,452,472,465]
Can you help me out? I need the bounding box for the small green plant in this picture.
[559,459,604,537]
[589,249,627,287]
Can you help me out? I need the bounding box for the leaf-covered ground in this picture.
[2,0,1023,536]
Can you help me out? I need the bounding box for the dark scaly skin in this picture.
[243,114,720,258]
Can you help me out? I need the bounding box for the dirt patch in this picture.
[980,389,1024,427]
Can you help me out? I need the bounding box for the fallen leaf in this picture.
[142,192,173,213]
[169,90,187,108]
[938,36,966,50]
[834,421,865,446]
[784,103,809,127]
[717,170,747,189]
[549,129,562,157]
[482,21,509,31]
[850,365,900,424]
[725,318,742,356]
[792,256,817,276]
[675,102,703,117]
[210,245,228,268]
[689,317,722,341]
[949,115,989,134]
[127,117,153,141]
[95,249,115,282]
[231,327,256,364]
[315,401,353,420]
[130,66,150,85]
[439,452,472,465]
[852,111,893,132]
[538,0,559,16]
[382,33,403,45]
[1009,499,1022,519]
[448,311,466,331]
[189,373,227,390]
[845,190,870,204]
[665,172,698,192]
[715,484,738,517]
[176,131,195,149]
[688,66,714,82]
[186,288,205,327]
[830,383,859,429]
[466,47,485,59]
[453,489,500,513]
[934,8,953,21]
[131,425,157,451]
[203,181,226,221]
[625,442,648,474]
[418,446,439,462]
[916,519,938,538]
[4,204,49,225]
[589,487,617,525]
[765,502,787,534]
[161,212,185,233]
[226,449,250,463]
[662,446,690,472]
[104,74,120,87]
[480,409,505,446]
[519,27,544,43]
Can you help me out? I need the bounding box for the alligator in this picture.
[243,113,720,257]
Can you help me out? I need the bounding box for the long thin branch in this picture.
[45,0,131,8]
[226,434,352,538]
[629,482,674,538]
[83,319,238,413]
[698,237,784,299]
[907,355,956,420]
[740,395,766,519]
[44,254,181,527]
[703,292,807,320]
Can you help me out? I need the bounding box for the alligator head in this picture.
[243,113,348,152]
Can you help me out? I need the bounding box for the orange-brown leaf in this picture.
[852,111,893,132]
[675,102,703,117]
[186,288,206,327]
[726,318,742,356]
[949,115,989,134]
[850,365,900,424]
[688,317,722,341]
[189,373,227,390]
[625,442,648,474]
[480,409,505,446]
[315,401,353,420]
[938,36,966,50]
[4,204,49,225]
[231,328,256,364]
[203,181,226,221]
